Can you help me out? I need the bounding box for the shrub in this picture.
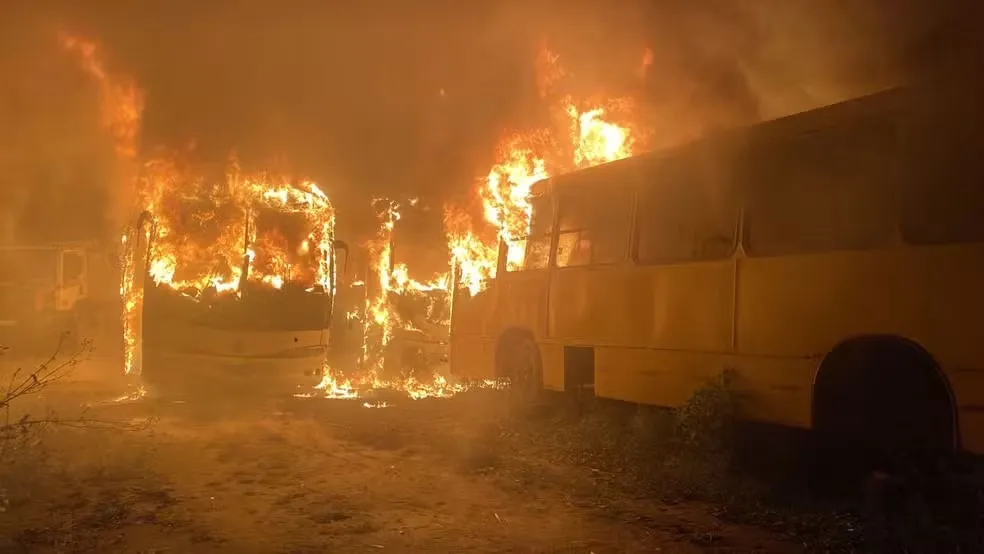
[673,368,738,454]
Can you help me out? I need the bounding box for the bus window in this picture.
[636,155,738,264]
[555,187,631,268]
[743,117,898,257]
[902,106,984,245]
[62,251,86,284]
[509,194,553,271]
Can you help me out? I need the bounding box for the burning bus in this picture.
[120,161,348,395]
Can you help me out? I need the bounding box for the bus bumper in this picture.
[141,347,327,396]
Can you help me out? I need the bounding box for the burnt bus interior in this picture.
[134,206,348,346]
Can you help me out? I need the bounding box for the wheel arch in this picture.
[493,326,540,380]
[810,333,959,451]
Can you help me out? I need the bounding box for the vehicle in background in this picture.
[0,243,93,357]
[449,79,984,466]
[125,210,349,396]
[382,288,450,377]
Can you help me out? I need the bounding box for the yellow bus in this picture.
[449,81,984,460]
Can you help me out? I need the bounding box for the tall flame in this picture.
[137,156,336,296]
[60,33,145,374]
[59,33,144,161]
[304,197,495,404]
[445,45,637,296]
[61,33,338,375]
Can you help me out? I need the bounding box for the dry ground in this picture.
[0,359,801,554]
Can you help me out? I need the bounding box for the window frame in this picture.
[60,249,87,284]
[505,192,556,274]
[898,100,984,247]
[552,185,633,270]
[739,115,903,259]
[631,147,741,266]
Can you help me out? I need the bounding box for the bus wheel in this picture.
[495,332,542,405]
[811,336,956,494]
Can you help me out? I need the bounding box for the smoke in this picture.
[1,0,979,245]
[512,0,980,150]
[0,7,129,244]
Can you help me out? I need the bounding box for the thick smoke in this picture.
[1,0,979,246]
[0,8,124,244]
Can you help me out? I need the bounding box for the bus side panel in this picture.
[449,335,495,380]
[949,370,984,454]
[145,324,327,357]
[450,288,492,338]
[489,271,550,339]
[538,341,565,392]
[902,244,984,372]
[450,271,549,381]
[728,355,815,428]
[736,250,919,358]
[548,262,734,352]
[737,245,984,451]
[737,245,984,376]
[448,289,493,379]
[594,347,813,428]
[594,347,729,407]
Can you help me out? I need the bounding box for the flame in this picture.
[446,92,636,295]
[132,155,336,297]
[60,33,144,161]
[300,366,500,404]
[300,197,497,402]
[61,33,145,374]
[62,34,340,376]
[311,43,641,405]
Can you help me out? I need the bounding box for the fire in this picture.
[60,33,144,161]
[63,33,340,376]
[136,157,336,296]
[310,43,641,404]
[301,197,497,403]
[301,367,499,405]
[446,94,636,294]
[61,33,146,374]
[569,102,634,168]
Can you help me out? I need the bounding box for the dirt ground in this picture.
[0,357,803,554]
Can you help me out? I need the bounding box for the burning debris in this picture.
[297,44,641,403]
[296,367,503,407]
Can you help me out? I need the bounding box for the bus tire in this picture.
[495,330,542,406]
[811,335,956,492]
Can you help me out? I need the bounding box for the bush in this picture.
[673,368,738,454]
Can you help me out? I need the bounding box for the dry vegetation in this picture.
[0,357,981,553]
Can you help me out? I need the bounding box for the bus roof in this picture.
[532,85,911,197]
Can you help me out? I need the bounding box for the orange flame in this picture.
[137,155,336,296]
[60,33,144,161]
[60,33,145,374]
[302,197,497,402]
[444,44,637,295]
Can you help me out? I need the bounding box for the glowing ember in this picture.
[296,367,500,402]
